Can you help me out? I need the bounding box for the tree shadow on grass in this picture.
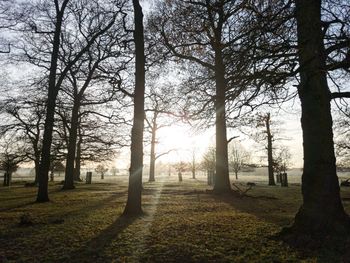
[66,214,139,262]
[0,201,37,212]
[212,191,350,262]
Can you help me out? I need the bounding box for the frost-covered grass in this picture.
[1,175,350,262]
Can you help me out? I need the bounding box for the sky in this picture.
[115,99,304,170]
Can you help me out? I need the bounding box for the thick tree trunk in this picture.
[266,113,276,186]
[63,101,80,190]
[291,0,350,234]
[36,5,67,202]
[123,0,145,216]
[149,126,156,182]
[37,89,58,202]
[213,47,231,193]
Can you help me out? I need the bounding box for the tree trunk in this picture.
[235,171,238,180]
[3,172,9,186]
[63,101,80,190]
[266,113,276,186]
[34,158,40,185]
[291,0,350,234]
[149,125,156,182]
[74,134,82,181]
[123,0,145,216]
[192,152,196,179]
[36,5,67,202]
[213,45,231,193]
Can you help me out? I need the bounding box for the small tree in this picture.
[1,153,21,186]
[0,139,26,186]
[95,164,108,180]
[228,142,250,180]
[110,166,118,176]
[51,161,65,178]
[173,161,187,182]
[274,146,291,175]
[201,147,216,185]
[201,147,216,173]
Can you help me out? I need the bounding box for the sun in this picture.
[155,124,214,163]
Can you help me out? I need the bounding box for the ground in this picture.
[1,175,350,262]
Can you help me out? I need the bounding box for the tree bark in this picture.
[3,172,9,186]
[123,0,145,216]
[36,1,68,202]
[63,100,80,189]
[213,46,231,193]
[34,157,40,185]
[74,133,82,181]
[266,113,276,186]
[149,124,156,182]
[291,0,350,234]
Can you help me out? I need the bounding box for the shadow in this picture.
[67,215,138,262]
[51,191,128,221]
[0,201,37,212]
[211,191,350,262]
[275,227,350,262]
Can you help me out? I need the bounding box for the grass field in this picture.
[1,175,350,262]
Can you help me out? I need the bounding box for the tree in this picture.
[145,86,176,182]
[243,0,350,236]
[173,161,187,182]
[149,0,290,193]
[228,142,250,180]
[258,113,276,186]
[16,0,121,202]
[273,146,291,175]
[201,146,216,173]
[149,1,244,193]
[123,0,146,216]
[111,166,118,176]
[0,139,26,186]
[95,164,108,180]
[242,112,281,185]
[51,161,65,177]
[190,149,196,179]
[290,0,350,235]
[56,3,130,190]
[334,112,350,169]
[0,96,45,184]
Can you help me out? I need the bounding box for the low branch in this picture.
[331,92,350,99]
[227,136,239,144]
[155,149,175,160]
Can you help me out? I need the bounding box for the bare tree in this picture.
[145,85,177,182]
[241,0,350,236]
[0,138,27,186]
[95,164,108,180]
[123,0,146,216]
[273,146,291,175]
[149,1,289,193]
[228,141,250,180]
[0,96,45,184]
[201,146,216,173]
[290,0,350,235]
